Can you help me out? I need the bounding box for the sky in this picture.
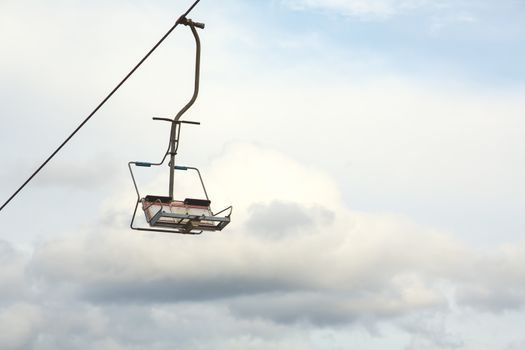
[1,0,525,349]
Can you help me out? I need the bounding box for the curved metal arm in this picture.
[170,24,201,140]
[168,22,202,199]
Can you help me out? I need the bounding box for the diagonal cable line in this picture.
[0,0,201,212]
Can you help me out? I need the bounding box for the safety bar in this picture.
[128,161,209,201]
[128,161,164,199]
[184,166,208,200]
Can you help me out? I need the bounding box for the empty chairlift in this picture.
[128,17,232,234]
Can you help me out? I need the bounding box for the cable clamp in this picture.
[178,16,205,29]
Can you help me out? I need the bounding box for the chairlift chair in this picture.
[128,17,232,235]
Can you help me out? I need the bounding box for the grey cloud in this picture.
[25,219,525,329]
[245,201,334,237]
[83,277,297,304]
[0,240,30,302]
[1,297,317,350]
[27,215,451,325]
[230,286,447,327]
[2,219,525,348]
[2,156,120,192]
[231,292,363,326]
[505,339,525,350]
[401,312,464,350]
[456,286,525,313]
[36,156,120,190]
[453,245,525,313]
[0,239,17,260]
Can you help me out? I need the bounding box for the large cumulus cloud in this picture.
[1,144,524,349]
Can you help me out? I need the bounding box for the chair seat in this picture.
[141,197,229,233]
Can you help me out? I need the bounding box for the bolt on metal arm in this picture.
[168,18,203,199]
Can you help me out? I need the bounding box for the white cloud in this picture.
[283,0,448,19]
[27,145,525,320]
[0,303,42,350]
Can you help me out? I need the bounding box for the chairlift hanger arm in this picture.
[168,20,203,199]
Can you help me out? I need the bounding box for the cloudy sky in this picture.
[1,0,525,349]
